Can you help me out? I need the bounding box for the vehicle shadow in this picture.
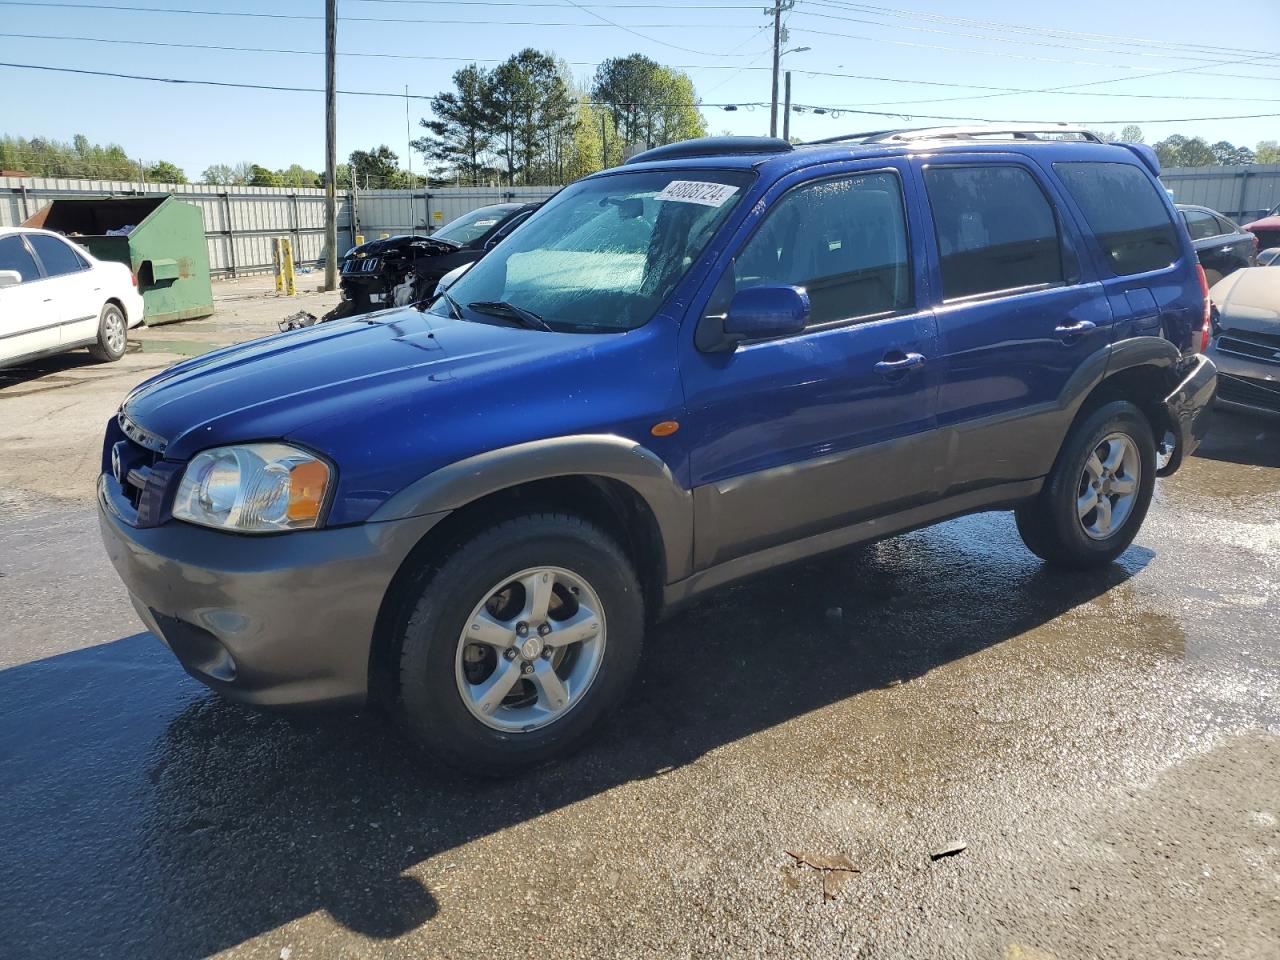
[0,515,1152,958]
[0,349,116,389]
[1193,406,1280,468]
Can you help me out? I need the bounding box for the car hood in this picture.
[121,308,600,458]
[345,234,458,260]
[1243,215,1280,232]
[1210,267,1280,335]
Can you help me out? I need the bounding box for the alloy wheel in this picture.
[1077,432,1140,540]
[454,566,607,733]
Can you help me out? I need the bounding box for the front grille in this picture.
[1217,374,1280,411]
[342,256,380,275]
[105,412,180,526]
[1216,335,1280,365]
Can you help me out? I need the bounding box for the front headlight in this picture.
[172,443,332,533]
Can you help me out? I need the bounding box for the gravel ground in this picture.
[1,286,1276,958]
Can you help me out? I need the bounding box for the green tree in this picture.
[145,160,187,184]
[1119,124,1144,144]
[1211,140,1254,165]
[200,163,238,185]
[591,54,705,151]
[1256,140,1280,164]
[348,145,401,188]
[277,163,321,188]
[246,164,282,187]
[415,64,496,185]
[0,133,138,179]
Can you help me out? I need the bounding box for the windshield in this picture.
[428,170,752,332]
[432,205,518,245]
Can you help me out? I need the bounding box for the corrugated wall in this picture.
[0,178,558,276]
[1160,164,1280,222]
[5,167,1275,275]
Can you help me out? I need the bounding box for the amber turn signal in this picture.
[650,420,680,437]
[287,458,331,521]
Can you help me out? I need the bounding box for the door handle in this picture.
[874,352,926,375]
[1054,319,1096,339]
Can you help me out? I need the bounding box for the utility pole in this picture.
[404,83,414,230]
[768,0,783,137]
[323,0,338,292]
[783,71,792,142]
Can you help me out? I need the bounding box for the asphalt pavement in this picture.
[1,302,1277,958]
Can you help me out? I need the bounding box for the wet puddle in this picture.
[130,339,217,357]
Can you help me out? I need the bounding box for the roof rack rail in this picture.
[624,136,793,165]
[806,124,1103,146]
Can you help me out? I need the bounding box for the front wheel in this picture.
[396,513,644,776]
[1015,401,1157,568]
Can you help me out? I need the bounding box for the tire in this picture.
[396,512,644,776]
[1015,400,1157,569]
[87,303,127,362]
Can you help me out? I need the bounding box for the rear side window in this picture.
[923,165,1064,300]
[1214,214,1238,236]
[1181,209,1223,241]
[735,171,913,326]
[0,236,41,281]
[27,234,87,277]
[1054,161,1180,276]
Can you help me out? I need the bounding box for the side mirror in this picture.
[700,284,809,352]
[0,270,21,289]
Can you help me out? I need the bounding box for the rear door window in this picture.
[1053,161,1180,275]
[922,165,1065,300]
[27,234,88,277]
[735,171,913,326]
[0,235,41,281]
[1181,209,1223,241]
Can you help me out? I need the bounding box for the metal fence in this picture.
[1160,164,1280,222]
[0,178,558,277]
[4,164,1276,277]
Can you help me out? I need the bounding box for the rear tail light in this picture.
[131,272,138,287]
[1196,263,1211,352]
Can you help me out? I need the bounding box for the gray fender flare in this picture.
[369,434,694,582]
[1058,336,1182,418]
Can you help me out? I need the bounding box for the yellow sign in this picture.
[432,210,443,222]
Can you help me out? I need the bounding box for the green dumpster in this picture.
[24,196,214,325]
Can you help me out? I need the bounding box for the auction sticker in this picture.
[655,180,739,207]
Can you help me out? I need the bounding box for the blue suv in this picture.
[99,126,1217,774]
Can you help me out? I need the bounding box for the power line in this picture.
[350,0,760,7]
[553,0,754,57]
[7,32,1280,101]
[789,22,1261,71]
[3,60,1278,126]
[0,1,764,35]
[806,0,1280,64]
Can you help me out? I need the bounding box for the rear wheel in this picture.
[88,303,127,362]
[1015,401,1156,568]
[396,513,644,776]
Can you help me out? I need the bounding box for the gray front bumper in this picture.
[1205,339,1280,414]
[98,474,445,709]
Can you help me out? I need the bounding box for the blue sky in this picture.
[1,0,1277,179]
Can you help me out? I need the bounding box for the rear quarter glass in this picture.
[1052,161,1182,278]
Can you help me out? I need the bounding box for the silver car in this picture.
[1207,267,1280,415]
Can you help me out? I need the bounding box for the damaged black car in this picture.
[327,201,540,320]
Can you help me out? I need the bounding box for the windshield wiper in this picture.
[466,300,554,332]
[437,289,464,320]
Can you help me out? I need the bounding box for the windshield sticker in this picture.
[655,180,739,207]
[473,218,498,226]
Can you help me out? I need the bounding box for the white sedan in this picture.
[0,226,145,369]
